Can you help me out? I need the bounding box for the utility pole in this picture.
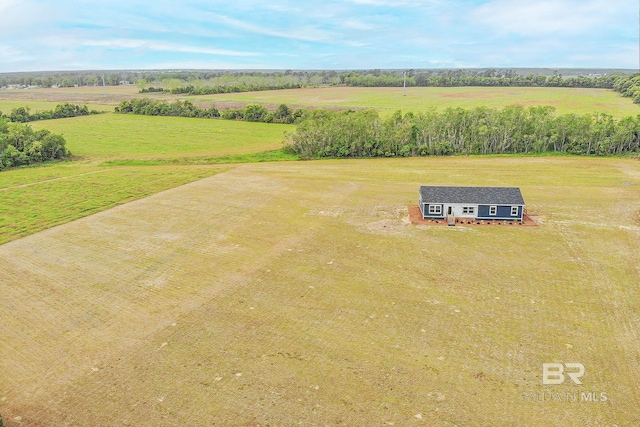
[403,70,407,96]
[102,75,107,99]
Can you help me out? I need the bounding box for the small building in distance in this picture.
[419,186,525,224]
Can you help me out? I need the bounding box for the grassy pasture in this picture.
[0,112,293,245]
[195,86,640,117]
[28,113,293,160]
[0,157,638,426]
[0,96,113,114]
[3,85,638,117]
[0,164,231,245]
[0,86,138,108]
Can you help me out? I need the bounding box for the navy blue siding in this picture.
[477,205,522,220]
[422,203,445,219]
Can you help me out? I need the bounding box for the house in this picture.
[419,186,525,224]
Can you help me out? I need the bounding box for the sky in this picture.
[0,0,637,72]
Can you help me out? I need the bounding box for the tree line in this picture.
[0,119,70,170]
[612,73,640,104]
[1,103,101,123]
[2,69,632,91]
[115,99,303,124]
[283,106,640,158]
[341,70,619,89]
[163,82,303,95]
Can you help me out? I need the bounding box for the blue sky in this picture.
[0,0,637,72]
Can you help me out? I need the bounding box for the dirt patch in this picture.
[365,218,409,235]
[408,205,538,226]
[439,91,498,99]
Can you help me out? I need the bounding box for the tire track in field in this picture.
[38,177,363,426]
[0,168,117,191]
[0,165,362,425]
[550,219,640,417]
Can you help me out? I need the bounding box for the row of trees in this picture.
[3,69,631,90]
[0,72,126,88]
[114,99,303,124]
[612,73,640,104]
[0,119,69,170]
[164,82,303,95]
[341,70,619,88]
[283,106,640,158]
[2,103,100,123]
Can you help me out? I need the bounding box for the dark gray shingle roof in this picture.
[419,186,525,205]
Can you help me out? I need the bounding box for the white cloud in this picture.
[472,0,628,36]
[0,0,636,71]
[568,44,640,69]
[0,44,35,62]
[203,13,335,43]
[82,39,261,57]
[0,0,16,13]
[343,19,376,31]
[349,0,441,6]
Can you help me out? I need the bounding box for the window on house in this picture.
[511,206,519,216]
[462,206,475,214]
[429,205,442,215]
[489,206,497,216]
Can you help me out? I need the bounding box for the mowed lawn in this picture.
[0,112,293,245]
[0,157,639,426]
[0,164,232,245]
[29,113,294,160]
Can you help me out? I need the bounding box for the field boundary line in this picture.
[0,168,118,191]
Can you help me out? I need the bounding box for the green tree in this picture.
[243,104,269,122]
[9,106,31,123]
[274,104,294,123]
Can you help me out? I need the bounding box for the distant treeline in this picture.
[0,119,69,170]
[2,103,101,123]
[139,86,167,93]
[341,70,619,88]
[283,107,640,158]
[612,73,640,104]
[2,69,632,90]
[166,82,303,95]
[142,70,620,96]
[115,99,303,124]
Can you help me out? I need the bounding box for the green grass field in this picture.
[0,98,113,114]
[1,84,640,426]
[197,86,640,117]
[0,111,293,245]
[1,157,638,426]
[1,84,638,247]
[29,113,293,160]
[0,164,231,245]
[0,93,295,245]
[4,85,638,117]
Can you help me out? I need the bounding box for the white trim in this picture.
[511,206,518,216]
[428,204,442,215]
[489,206,497,216]
[462,206,475,215]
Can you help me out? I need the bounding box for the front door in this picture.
[447,206,452,215]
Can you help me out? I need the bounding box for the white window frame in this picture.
[511,206,519,216]
[428,204,442,215]
[462,206,475,215]
[489,206,497,216]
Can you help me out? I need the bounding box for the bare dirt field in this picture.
[1,157,639,426]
